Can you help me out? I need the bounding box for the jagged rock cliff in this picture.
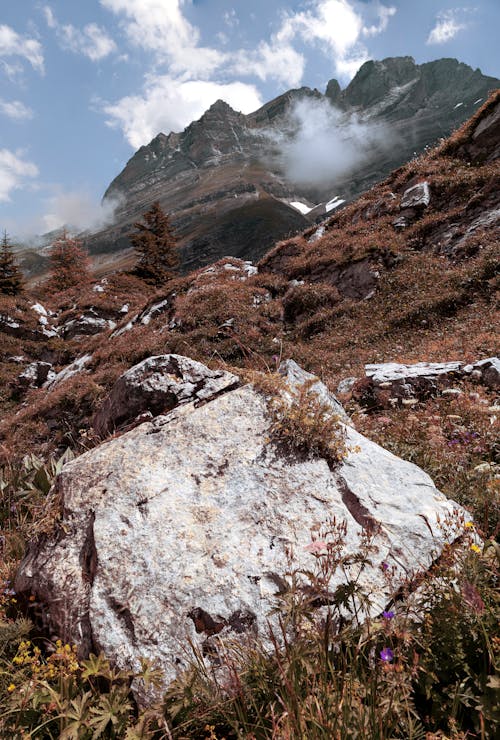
[85,57,499,272]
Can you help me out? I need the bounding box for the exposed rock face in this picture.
[364,361,463,404]
[62,313,117,340]
[93,354,240,437]
[16,357,463,696]
[352,358,500,408]
[400,181,431,209]
[464,357,500,389]
[82,57,498,273]
[15,361,54,392]
[45,354,93,390]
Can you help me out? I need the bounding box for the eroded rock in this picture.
[93,354,240,437]
[15,361,54,392]
[16,357,463,698]
[400,181,431,209]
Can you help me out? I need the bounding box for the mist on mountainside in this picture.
[11,190,125,247]
[268,97,393,191]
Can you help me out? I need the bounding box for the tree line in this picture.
[0,201,179,296]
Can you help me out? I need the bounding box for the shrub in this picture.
[282,283,341,323]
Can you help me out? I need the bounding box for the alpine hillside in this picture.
[78,56,500,273]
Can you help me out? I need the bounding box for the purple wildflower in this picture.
[380,647,394,662]
[381,561,389,571]
[382,610,395,620]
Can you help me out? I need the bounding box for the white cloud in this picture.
[232,41,305,88]
[101,0,225,77]
[0,24,44,74]
[271,97,391,189]
[101,0,396,148]
[427,10,467,45]
[104,75,262,148]
[273,1,395,82]
[0,149,39,202]
[363,5,397,37]
[41,189,124,232]
[43,6,116,61]
[223,9,239,28]
[0,99,33,120]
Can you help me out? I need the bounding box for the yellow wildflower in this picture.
[465,521,474,530]
[470,544,481,554]
[7,683,15,692]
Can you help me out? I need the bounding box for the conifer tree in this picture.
[130,201,179,286]
[47,230,91,292]
[0,230,24,295]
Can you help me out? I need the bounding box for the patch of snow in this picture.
[325,196,345,213]
[120,304,129,314]
[290,201,314,215]
[93,285,105,293]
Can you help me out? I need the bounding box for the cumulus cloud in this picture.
[0,24,44,74]
[0,149,39,202]
[362,4,397,37]
[274,0,396,81]
[43,5,117,61]
[232,41,305,88]
[41,189,125,233]
[103,75,262,148]
[0,99,33,120]
[101,0,396,148]
[100,0,225,77]
[427,10,468,45]
[272,97,390,189]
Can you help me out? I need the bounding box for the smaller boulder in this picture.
[361,361,463,407]
[400,181,431,209]
[45,354,93,390]
[93,354,239,437]
[463,357,500,389]
[15,361,54,392]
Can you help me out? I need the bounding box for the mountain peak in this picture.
[207,99,237,115]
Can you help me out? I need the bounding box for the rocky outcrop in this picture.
[464,357,500,389]
[61,311,117,339]
[16,357,464,697]
[45,354,93,390]
[352,358,500,408]
[93,354,240,437]
[15,361,54,392]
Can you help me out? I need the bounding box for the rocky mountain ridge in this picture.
[80,56,499,272]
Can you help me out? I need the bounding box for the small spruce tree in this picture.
[0,230,24,295]
[47,230,91,292]
[130,201,179,286]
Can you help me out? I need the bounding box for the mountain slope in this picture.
[83,56,499,272]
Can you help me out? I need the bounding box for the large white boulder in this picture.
[16,358,463,696]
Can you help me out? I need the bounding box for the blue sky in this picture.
[0,0,499,238]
